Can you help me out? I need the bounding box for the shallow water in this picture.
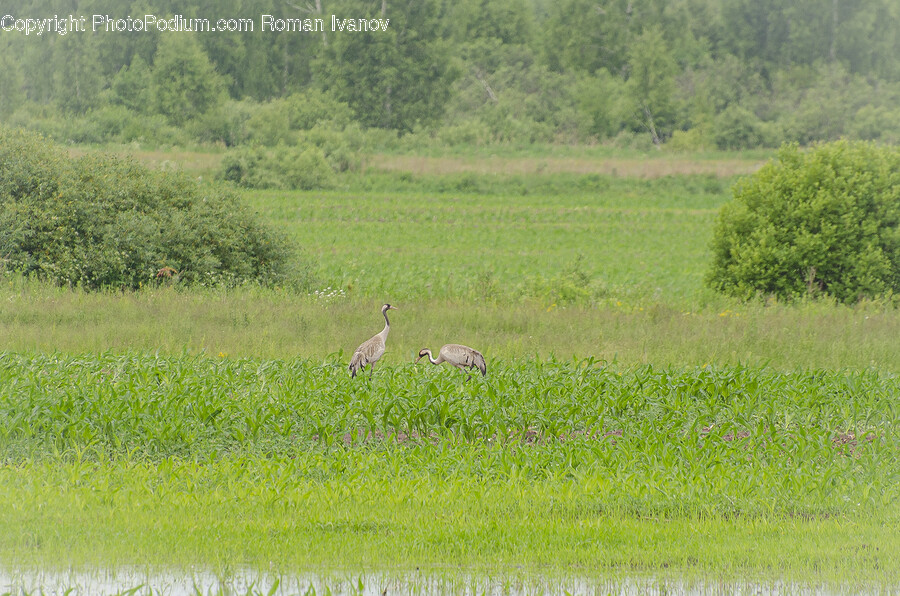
[0,567,878,595]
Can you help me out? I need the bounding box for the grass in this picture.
[1,353,898,586]
[2,277,900,369]
[367,153,765,177]
[67,142,772,177]
[3,457,897,585]
[250,175,731,305]
[2,146,900,592]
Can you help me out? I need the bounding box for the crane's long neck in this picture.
[422,349,438,364]
[378,309,391,339]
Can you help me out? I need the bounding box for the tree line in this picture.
[1,0,899,149]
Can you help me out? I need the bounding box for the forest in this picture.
[1,0,899,152]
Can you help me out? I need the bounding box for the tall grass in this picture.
[367,153,765,177]
[2,275,899,369]
[2,352,897,515]
[1,353,898,582]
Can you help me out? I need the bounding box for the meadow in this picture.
[2,353,898,587]
[2,147,899,594]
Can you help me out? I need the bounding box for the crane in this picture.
[349,304,397,377]
[415,343,486,378]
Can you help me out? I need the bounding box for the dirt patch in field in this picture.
[368,154,765,178]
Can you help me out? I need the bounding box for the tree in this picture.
[152,34,227,125]
[315,0,458,131]
[0,44,25,117]
[721,0,790,71]
[446,0,534,46]
[0,127,293,290]
[53,31,104,114]
[111,55,155,113]
[708,141,900,303]
[542,0,632,75]
[625,26,678,146]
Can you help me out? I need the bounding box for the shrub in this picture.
[707,141,900,304]
[218,144,336,190]
[0,127,294,290]
[711,105,765,150]
[849,105,900,144]
[524,256,597,306]
[245,99,295,146]
[666,127,711,152]
[283,89,355,130]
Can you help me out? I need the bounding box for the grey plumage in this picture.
[349,304,397,377]
[416,343,486,377]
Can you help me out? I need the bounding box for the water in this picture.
[0,567,880,595]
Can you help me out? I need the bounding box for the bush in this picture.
[708,141,900,303]
[666,126,711,152]
[218,144,336,190]
[849,105,900,144]
[0,127,295,290]
[711,105,765,150]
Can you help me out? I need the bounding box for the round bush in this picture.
[0,127,294,290]
[712,105,765,150]
[218,144,336,190]
[708,141,900,303]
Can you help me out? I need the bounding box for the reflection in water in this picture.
[0,567,868,595]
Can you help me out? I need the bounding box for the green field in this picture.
[2,150,899,594]
[2,353,898,586]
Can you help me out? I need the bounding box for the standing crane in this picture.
[349,304,397,378]
[415,343,486,378]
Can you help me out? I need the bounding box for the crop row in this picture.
[1,352,897,515]
[2,352,895,453]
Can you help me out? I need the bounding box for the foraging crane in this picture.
[415,344,486,378]
[349,304,397,377]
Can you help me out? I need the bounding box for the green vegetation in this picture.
[4,0,900,159]
[0,128,294,290]
[709,141,900,303]
[1,353,898,586]
[250,173,730,306]
[4,0,900,591]
[2,152,900,592]
[3,275,900,371]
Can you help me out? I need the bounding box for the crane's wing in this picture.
[349,335,385,377]
[472,350,486,376]
[348,350,365,377]
[443,344,486,376]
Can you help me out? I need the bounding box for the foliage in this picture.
[1,356,898,584]
[711,105,766,150]
[1,352,896,522]
[218,144,336,190]
[708,141,900,303]
[3,0,900,147]
[216,90,374,188]
[524,256,598,306]
[0,46,25,118]
[625,25,679,145]
[849,104,900,144]
[0,128,293,290]
[316,0,459,131]
[152,34,227,126]
[109,54,155,113]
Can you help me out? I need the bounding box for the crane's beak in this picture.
[389,305,398,310]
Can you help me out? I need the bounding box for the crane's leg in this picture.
[454,364,472,381]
